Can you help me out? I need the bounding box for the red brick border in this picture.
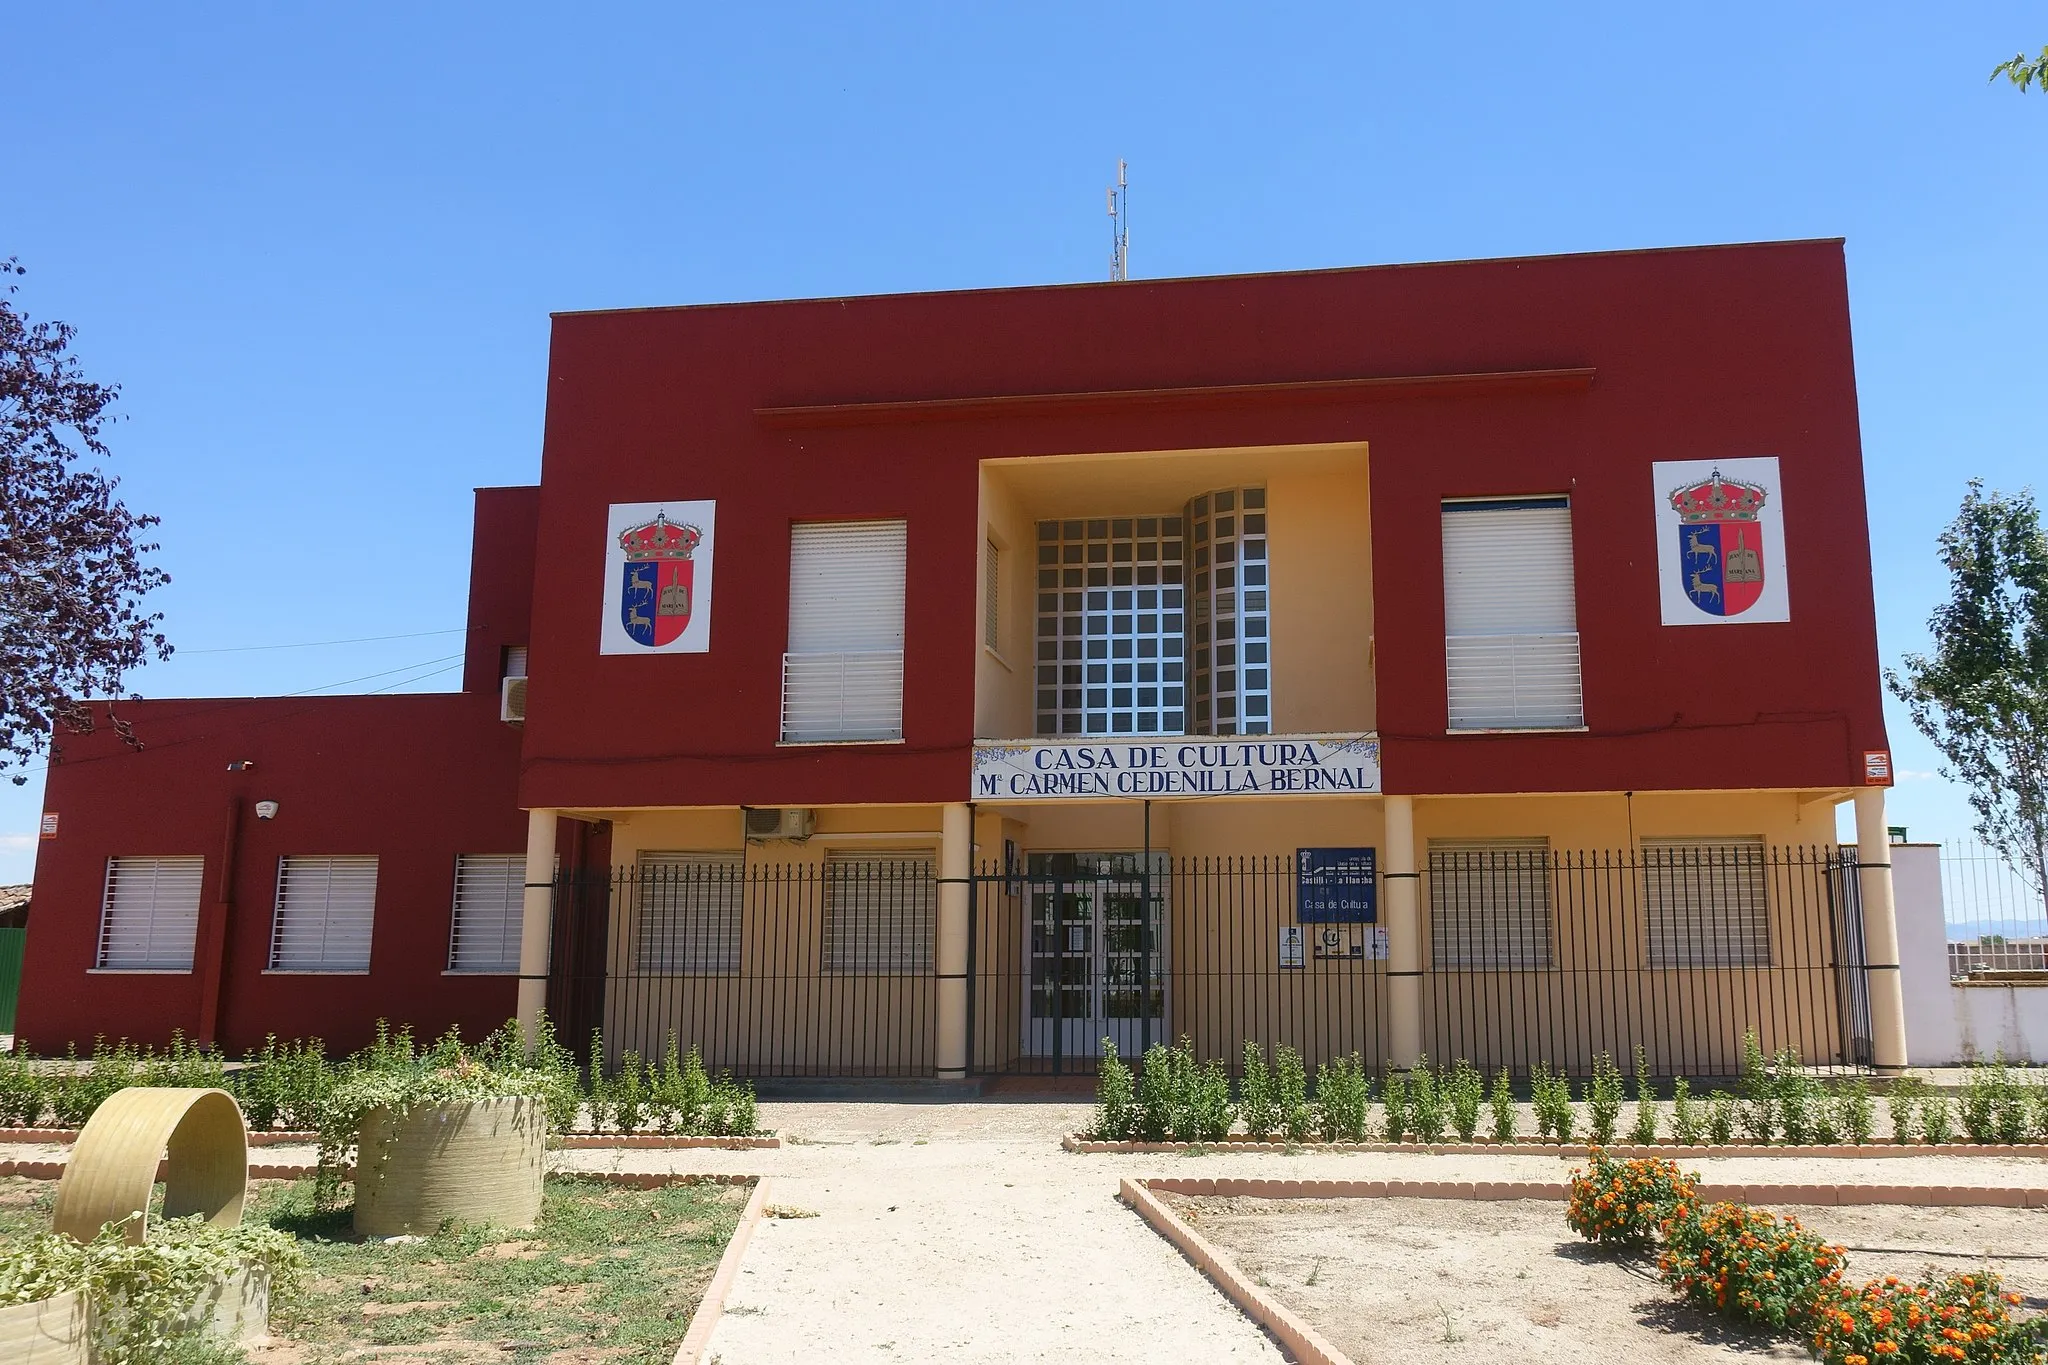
[1066,1134,2048,1158]
[1131,1175,2048,1207]
[0,1156,756,1192]
[0,1127,778,1150]
[670,1176,772,1365]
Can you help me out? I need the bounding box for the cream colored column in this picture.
[516,807,560,1047]
[1384,794,1422,1070]
[1854,788,1910,1072]
[936,802,974,1079]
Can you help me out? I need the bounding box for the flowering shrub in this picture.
[1565,1149,1698,1250]
[1658,1202,1846,1331]
[1808,1272,2048,1364]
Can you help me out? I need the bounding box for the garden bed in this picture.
[0,1126,780,1149]
[0,1173,752,1364]
[1152,1192,2048,1365]
[1068,1133,2048,1157]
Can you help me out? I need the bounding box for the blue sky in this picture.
[3,4,2043,881]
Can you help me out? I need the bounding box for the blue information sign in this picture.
[1297,847,1378,923]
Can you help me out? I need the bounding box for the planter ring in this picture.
[51,1087,248,1244]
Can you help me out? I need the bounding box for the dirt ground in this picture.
[1163,1195,2048,1365]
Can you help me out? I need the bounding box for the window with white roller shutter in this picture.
[96,857,205,970]
[1441,497,1584,730]
[446,854,524,974]
[823,850,933,975]
[782,520,907,743]
[268,856,378,972]
[1643,837,1772,967]
[635,851,744,974]
[1428,839,1554,969]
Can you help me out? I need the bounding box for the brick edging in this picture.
[1120,1176,1354,1365]
[0,1127,779,1151]
[1065,1134,2048,1158]
[0,1155,757,1192]
[1134,1175,2048,1208]
[671,1176,772,1365]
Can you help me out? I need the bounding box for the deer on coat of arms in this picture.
[1685,527,1718,564]
[1687,569,1720,603]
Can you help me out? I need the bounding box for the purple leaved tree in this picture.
[0,257,171,783]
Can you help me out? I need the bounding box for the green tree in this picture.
[1992,46,2048,93]
[1887,482,2048,914]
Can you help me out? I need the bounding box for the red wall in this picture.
[524,240,1887,806]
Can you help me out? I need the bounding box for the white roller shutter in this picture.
[823,850,933,975]
[1428,839,1553,969]
[447,854,523,973]
[97,857,204,970]
[269,856,378,972]
[636,851,744,974]
[783,520,907,742]
[1643,838,1771,967]
[1442,499,1584,730]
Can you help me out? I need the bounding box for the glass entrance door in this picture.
[1024,852,1167,1061]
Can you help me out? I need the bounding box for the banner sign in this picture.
[971,734,1380,802]
[1297,847,1377,923]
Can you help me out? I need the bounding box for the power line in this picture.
[178,627,468,654]
[285,652,467,696]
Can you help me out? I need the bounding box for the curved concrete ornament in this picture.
[51,1087,248,1244]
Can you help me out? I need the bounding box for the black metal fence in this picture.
[547,844,1872,1082]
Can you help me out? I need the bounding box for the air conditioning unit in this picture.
[500,676,528,725]
[744,807,814,841]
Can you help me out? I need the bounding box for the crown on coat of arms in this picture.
[1669,469,1768,523]
[619,512,702,560]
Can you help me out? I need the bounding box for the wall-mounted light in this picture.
[226,760,256,772]
[254,801,280,821]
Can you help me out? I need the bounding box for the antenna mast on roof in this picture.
[1108,160,1129,281]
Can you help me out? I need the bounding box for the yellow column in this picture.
[1854,788,1910,1072]
[935,802,973,1079]
[516,808,559,1046]
[1384,794,1422,1069]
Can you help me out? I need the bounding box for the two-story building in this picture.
[21,239,1906,1083]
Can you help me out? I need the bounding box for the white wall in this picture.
[1895,840,2048,1065]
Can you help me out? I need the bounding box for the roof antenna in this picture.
[1107,160,1129,281]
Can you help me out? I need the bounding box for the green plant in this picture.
[1091,1040,1136,1140]
[1738,1031,1777,1144]
[1706,1090,1736,1145]
[1447,1059,1483,1142]
[1921,1091,1957,1144]
[234,1035,335,1133]
[1487,1068,1517,1142]
[1628,1046,1658,1144]
[1836,1077,1875,1146]
[1887,1075,1925,1144]
[1408,1056,1446,1143]
[1313,1054,1370,1142]
[1809,1085,1842,1145]
[1657,1201,1845,1331]
[1808,1268,2047,1365]
[1531,1063,1575,1142]
[1587,1051,1624,1145]
[1774,1047,1817,1145]
[1274,1044,1313,1142]
[1959,1057,2004,1142]
[1237,1041,1277,1141]
[1380,1066,1409,1142]
[1136,1042,1177,1142]
[0,1215,305,1365]
[1670,1078,1701,1145]
[1190,1055,1234,1143]
[1565,1149,1699,1250]
[1993,1060,2032,1143]
[0,1043,46,1127]
[2033,1078,2048,1142]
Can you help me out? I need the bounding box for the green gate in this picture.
[0,928,25,1034]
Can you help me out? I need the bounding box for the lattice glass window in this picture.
[1187,487,1271,736]
[1643,838,1771,967]
[1428,839,1554,969]
[1034,517,1186,736]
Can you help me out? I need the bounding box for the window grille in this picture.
[984,539,1001,651]
[269,855,378,972]
[97,857,204,970]
[823,851,933,975]
[1428,839,1554,968]
[1186,487,1271,736]
[635,852,744,974]
[783,520,907,742]
[1033,516,1186,736]
[1441,497,1583,730]
[447,854,523,973]
[1643,837,1771,967]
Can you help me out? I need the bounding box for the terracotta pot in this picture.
[352,1097,545,1237]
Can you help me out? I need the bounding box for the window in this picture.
[1442,497,1583,730]
[96,857,204,970]
[1033,516,1187,736]
[984,539,1001,652]
[268,856,377,972]
[503,646,529,680]
[1428,839,1553,968]
[1643,838,1771,967]
[823,850,933,974]
[782,520,907,742]
[635,852,744,974]
[1186,487,1272,736]
[447,854,523,974]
